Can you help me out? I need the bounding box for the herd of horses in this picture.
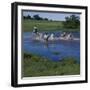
[30,27,79,42]
[31,32,79,42]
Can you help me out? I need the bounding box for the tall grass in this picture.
[22,53,80,77]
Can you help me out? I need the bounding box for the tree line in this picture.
[23,14,80,29]
[23,14,49,21]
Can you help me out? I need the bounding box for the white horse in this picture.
[65,33,73,40]
[32,32,43,40]
[49,33,54,40]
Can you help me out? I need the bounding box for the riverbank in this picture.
[22,19,80,32]
[22,53,80,77]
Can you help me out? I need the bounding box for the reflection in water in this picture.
[44,43,61,56]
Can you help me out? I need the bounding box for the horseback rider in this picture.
[33,26,38,34]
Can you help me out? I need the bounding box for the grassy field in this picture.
[22,53,80,77]
[22,19,79,32]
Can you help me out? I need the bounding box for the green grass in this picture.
[22,53,80,77]
[22,19,79,32]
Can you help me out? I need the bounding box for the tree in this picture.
[23,15,32,19]
[33,14,43,20]
[44,18,48,21]
[63,15,80,29]
[27,15,32,19]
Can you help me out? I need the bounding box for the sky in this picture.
[22,11,80,21]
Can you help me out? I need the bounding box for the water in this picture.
[23,31,80,62]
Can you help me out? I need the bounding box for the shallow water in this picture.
[23,31,80,62]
